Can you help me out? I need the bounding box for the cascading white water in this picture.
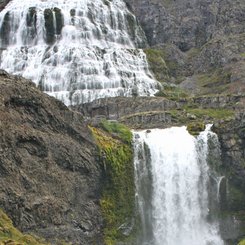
[0,0,158,105]
[133,125,224,245]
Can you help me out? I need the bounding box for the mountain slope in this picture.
[0,70,103,244]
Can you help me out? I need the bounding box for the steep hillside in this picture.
[0,70,103,244]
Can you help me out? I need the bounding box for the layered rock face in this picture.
[0,70,103,244]
[125,0,245,50]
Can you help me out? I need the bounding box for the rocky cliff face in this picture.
[0,70,103,244]
[125,0,245,96]
[125,0,245,50]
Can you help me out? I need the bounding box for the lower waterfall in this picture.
[133,125,224,245]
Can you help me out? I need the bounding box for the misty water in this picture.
[133,125,224,245]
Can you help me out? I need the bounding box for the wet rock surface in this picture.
[0,70,103,244]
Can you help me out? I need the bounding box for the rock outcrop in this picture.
[0,0,10,11]
[0,70,103,244]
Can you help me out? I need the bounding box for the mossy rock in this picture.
[155,84,189,100]
[144,48,170,83]
[0,209,48,245]
[90,122,136,245]
[187,121,205,135]
[238,239,245,245]
[99,120,132,144]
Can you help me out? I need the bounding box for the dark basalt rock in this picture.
[44,8,64,44]
[26,7,37,40]
[54,7,64,35]
[0,11,10,47]
[0,0,10,11]
[0,70,103,244]
[44,9,55,44]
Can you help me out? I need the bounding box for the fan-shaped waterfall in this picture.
[133,125,224,245]
[0,0,158,105]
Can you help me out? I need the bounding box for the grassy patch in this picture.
[166,107,234,129]
[185,108,234,120]
[144,48,170,83]
[90,123,135,245]
[100,120,132,144]
[196,69,232,94]
[0,209,48,245]
[185,107,234,119]
[155,85,189,100]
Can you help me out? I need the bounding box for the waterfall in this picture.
[0,0,158,105]
[133,125,224,245]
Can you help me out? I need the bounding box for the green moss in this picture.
[0,209,48,245]
[185,108,234,120]
[165,107,234,131]
[187,122,206,136]
[227,185,245,211]
[186,47,201,59]
[144,48,170,83]
[196,69,232,95]
[239,239,245,245]
[90,123,135,245]
[155,85,189,100]
[100,120,132,144]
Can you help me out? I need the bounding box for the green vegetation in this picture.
[0,209,48,245]
[184,108,234,120]
[100,120,132,144]
[168,107,234,125]
[90,122,135,245]
[227,184,245,211]
[239,239,245,245]
[144,48,170,83]
[155,85,189,100]
[196,69,232,95]
[187,121,205,135]
[186,47,200,60]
